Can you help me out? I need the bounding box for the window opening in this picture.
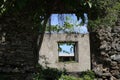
[58,42,78,62]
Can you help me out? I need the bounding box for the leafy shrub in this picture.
[59,75,82,80]
[59,70,95,80]
[33,65,95,80]
[81,70,95,80]
[33,65,63,80]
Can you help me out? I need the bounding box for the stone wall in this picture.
[91,21,120,79]
[0,15,120,80]
[0,16,35,80]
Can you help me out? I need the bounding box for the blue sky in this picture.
[59,43,74,54]
[50,13,88,34]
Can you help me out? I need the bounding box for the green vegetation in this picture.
[46,15,79,33]
[88,0,120,29]
[1,0,120,38]
[59,75,82,80]
[59,73,95,80]
[33,65,95,80]
[33,65,63,80]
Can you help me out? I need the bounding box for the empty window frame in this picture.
[58,42,78,62]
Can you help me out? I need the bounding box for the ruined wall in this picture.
[39,33,91,72]
[0,16,35,80]
[91,21,120,79]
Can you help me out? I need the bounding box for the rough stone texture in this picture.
[91,20,120,79]
[1,15,120,79]
[0,16,35,80]
[39,33,91,72]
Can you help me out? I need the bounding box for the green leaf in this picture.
[87,2,92,8]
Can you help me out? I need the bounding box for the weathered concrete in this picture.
[39,33,91,72]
